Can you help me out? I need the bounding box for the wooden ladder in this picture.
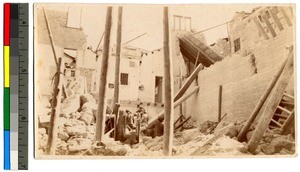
[269,92,295,133]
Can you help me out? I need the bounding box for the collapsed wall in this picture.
[181,6,295,124]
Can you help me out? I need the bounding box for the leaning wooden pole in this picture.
[163,7,174,156]
[174,63,204,101]
[112,6,123,110]
[148,86,199,127]
[95,6,112,142]
[43,8,58,67]
[237,49,291,141]
[47,57,64,155]
[247,47,294,154]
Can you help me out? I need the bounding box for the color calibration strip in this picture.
[3,3,28,170]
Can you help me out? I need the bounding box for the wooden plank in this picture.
[237,52,290,141]
[271,119,283,127]
[218,85,222,122]
[277,105,292,114]
[47,57,64,155]
[95,7,113,142]
[283,93,294,99]
[261,14,276,37]
[247,47,294,154]
[253,17,269,40]
[280,7,292,27]
[162,6,174,156]
[269,8,284,31]
[174,63,203,101]
[112,7,123,110]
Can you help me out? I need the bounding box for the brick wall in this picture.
[183,6,295,124]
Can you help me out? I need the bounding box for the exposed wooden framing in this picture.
[218,85,222,122]
[174,63,203,101]
[162,7,174,156]
[95,7,112,142]
[269,8,284,31]
[247,47,294,154]
[253,17,269,40]
[280,7,292,27]
[47,57,64,155]
[148,86,199,128]
[43,8,58,67]
[261,14,276,38]
[237,51,290,141]
[112,7,123,110]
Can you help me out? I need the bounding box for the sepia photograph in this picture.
[34,3,296,158]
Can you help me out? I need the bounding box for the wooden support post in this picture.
[261,14,276,37]
[179,76,183,115]
[148,86,199,129]
[218,85,222,122]
[237,51,291,141]
[247,47,294,154]
[95,6,112,142]
[43,8,58,67]
[47,57,64,155]
[269,8,284,31]
[194,51,200,70]
[280,7,292,27]
[112,6,123,110]
[136,119,141,143]
[113,104,120,141]
[163,7,174,156]
[174,63,203,101]
[253,17,269,40]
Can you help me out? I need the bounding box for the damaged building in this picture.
[35,5,296,157]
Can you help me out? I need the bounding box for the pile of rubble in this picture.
[37,93,295,156]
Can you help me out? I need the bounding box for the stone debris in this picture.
[37,94,295,157]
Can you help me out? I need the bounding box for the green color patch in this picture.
[4,88,10,130]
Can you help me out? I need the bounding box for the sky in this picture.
[36,4,259,51]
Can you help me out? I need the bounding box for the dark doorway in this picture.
[155,76,163,103]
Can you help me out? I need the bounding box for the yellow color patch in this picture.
[4,46,10,87]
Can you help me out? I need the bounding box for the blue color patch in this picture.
[4,130,11,170]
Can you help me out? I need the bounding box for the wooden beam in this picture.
[43,8,58,67]
[253,17,269,40]
[174,63,203,101]
[148,86,199,128]
[261,14,276,37]
[247,47,294,154]
[218,85,222,122]
[162,6,174,156]
[47,57,64,155]
[237,53,290,141]
[280,7,292,27]
[112,7,123,110]
[269,8,284,31]
[95,6,112,142]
